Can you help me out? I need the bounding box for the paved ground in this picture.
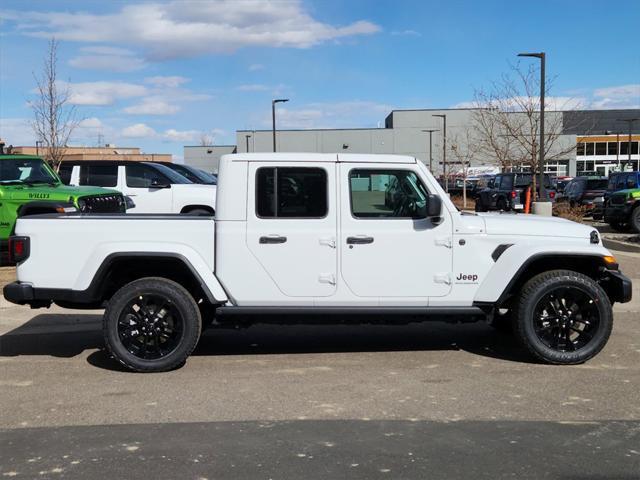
[1,251,639,478]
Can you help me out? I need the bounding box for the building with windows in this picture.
[184,108,640,177]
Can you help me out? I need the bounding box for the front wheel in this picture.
[631,206,640,233]
[514,270,613,365]
[104,277,202,372]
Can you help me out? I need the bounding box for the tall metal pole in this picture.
[421,129,438,172]
[271,101,276,152]
[617,132,620,170]
[518,52,547,200]
[271,98,289,152]
[617,118,639,169]
[432,115,447,191]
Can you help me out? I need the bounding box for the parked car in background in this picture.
[475,172,556,212]
[1,153,125,264]
[559,176,608,217]
[154,162,217,185]
[604,187,640,232]
[59,161,217,215]
[554,176,574,195]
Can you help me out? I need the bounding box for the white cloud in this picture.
[263,101,393,129]
[123,99,180,115]
[391,29,421,37]
[163,129,201,142]
[64,81,148,105]
[6,1,380,60]
[121,123,157,138]
[248,63,264,71]
[145,76,190,88]
[592,84,640,109]
[0,118,35,146]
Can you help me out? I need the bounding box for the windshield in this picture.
[586,179,608,190]
[514,174,552,188]
[143,163,193,184]
[168,164,217,184]
[0,157,59,185]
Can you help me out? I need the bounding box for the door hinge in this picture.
[435,237,452,248]
[318,274,336,285]
[434,273,452,285]
[319,237,336,249]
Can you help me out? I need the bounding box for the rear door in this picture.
[246,162,337,297]
[339,164,453,298]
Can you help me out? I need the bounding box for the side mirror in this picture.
[150,178,171,189]
[426,194,442,218]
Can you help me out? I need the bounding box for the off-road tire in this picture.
[514,270,613,365]
[631,206,640,233]
[104,277,202,372]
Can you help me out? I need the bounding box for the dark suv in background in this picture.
[559,176,608,217]
[475,173,555,212]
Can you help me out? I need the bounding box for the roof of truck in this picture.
[222,153,417,164]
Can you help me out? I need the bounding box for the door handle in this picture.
[259,235,287,244]
[346,236,374,245]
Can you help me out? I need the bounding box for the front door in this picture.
[121,164,174,213]
[339,164,453,299]
[246,162,337,297]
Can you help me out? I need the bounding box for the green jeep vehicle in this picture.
[1,153,126,264]
[604,188,640,232]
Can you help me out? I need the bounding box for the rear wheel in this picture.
[496,197,509,212]
[104,277,202,372]
[514,270,612,365]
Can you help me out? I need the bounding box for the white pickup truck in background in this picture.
[4,153,632,372]
[59,160,216,215]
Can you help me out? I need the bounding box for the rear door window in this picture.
[79,164,118,187]
[256,167,327,218]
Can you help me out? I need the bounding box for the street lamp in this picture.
[245,134,252,153]
[421,129,439,173]
[518,51,547,201]
[617,118,639,167]
[272,98,289,152]
[35,140,42,157]
[605,130,622,170]
[432,115,447,192]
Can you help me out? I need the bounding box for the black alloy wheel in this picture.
[117,294,183,360]
[532,287,600,352]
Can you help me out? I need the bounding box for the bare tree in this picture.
[470,63,578,199]
[31,38,78,171]
[199,132,215,146]
[449,128,481,209]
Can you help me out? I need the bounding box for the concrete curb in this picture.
[603,238,640,254]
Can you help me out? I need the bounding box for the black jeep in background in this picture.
[475,173,555,212]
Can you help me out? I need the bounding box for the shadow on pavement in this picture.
[1,312,534,370]
[1,419,638,479]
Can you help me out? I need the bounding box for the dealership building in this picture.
[185,107,640,178]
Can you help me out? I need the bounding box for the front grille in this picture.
[609,195,626,206]
[81,194,125,213]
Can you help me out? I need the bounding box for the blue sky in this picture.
[1,0,639,159]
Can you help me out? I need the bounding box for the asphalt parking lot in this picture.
[1,251,640,479]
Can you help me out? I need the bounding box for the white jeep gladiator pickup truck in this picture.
[3,153,632,372]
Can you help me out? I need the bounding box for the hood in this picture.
[3,183,121,202]
[477,212,595,239]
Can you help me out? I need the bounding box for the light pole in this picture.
[432,115,447,192]
[605,130,621,170]
[421,129,439,173]
[272,98,289,152]
[518,51,546,201]
[35,140,42,157]
[245,134,252,153]
[617,118,639,168]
